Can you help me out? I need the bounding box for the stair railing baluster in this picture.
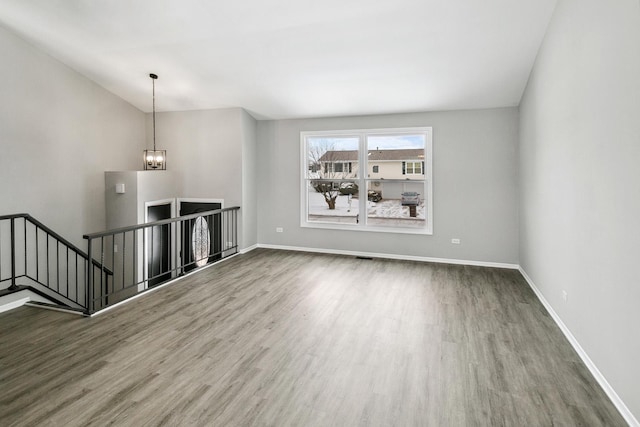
[86,237,93,315]
[1,208,239,315]
[9,217,17,290]
[23,218,27,280]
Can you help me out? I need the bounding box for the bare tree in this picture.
[308,140,353,210]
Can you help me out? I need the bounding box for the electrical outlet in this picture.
[562,290,568,302]
[276,227,284,233]
[114,244,118,253]
[451,238,461,244]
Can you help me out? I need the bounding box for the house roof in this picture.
[319,149,424,162]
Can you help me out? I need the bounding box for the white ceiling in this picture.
[0,0,557,120]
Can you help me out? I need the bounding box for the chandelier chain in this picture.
[152,76,156,152]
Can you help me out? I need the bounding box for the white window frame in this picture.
[405,161,423,175]
[324,161,352,174]
[300,127,433,235]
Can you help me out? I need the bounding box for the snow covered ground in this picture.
[308,190,425,219]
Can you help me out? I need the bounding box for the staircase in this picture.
[0,214,112,315]
[1,207,240,316]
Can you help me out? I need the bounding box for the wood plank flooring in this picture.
[0,249,627,426]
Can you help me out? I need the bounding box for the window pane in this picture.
[307,137,359,180]
[366,181,425,228]
[307,180,360,224]
[367,134,425,180]
[405,161,423,175]
[302,128,431,234]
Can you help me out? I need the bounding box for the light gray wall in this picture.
[146,107,255,250]
[519,0,640,420]
[257,108,519,264]
[105,172,139,229]
[136,171,182,223]
[147,108,242,205]
[241,109,258,250]
[104,170,182,292]
[105,171,183,229]
[0,23,145,247]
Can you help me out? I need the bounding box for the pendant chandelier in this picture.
[143,73,166,170]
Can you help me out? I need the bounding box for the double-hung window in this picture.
[301,127,433,234]
[404,161,423,175]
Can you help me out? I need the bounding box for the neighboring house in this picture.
[367,148,425,180]
[318,148,425,180]
[317,150,359,180]
[317,149,425,199]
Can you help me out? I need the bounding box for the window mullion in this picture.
[358,133,367,227]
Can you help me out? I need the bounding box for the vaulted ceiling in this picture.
[0,0,557,119]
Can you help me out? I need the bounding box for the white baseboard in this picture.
[240,244,258,254]
[0,289,54,314]
[0,294,30,314]
[519,267,639,427]
[256,243,519,269]
[24,302,84,315]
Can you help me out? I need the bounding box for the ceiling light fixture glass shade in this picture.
[144,73,167,170]
[144,149,166,170]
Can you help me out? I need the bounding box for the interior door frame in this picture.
[143,198,177,290]
[177,198,224,271]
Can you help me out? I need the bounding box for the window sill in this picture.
[300,221,433,235]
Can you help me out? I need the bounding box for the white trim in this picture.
[0,295,30,314]
[0,288,57,313]
[24,302,84,316]
[300,221,431,235]
[256,244,518,269]
[144,198,177,214]
[519,267,639,427]
[240,244,258,254]
[301,127,432,137]
[177,197,225,211]
[144,198,177,292]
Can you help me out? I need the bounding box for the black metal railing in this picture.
[83,206,239,315]
[0,213,112,311]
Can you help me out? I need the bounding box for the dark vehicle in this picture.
[367,190,382,202]
[401,192,419,206]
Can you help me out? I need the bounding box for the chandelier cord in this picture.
[152,76,156,152]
